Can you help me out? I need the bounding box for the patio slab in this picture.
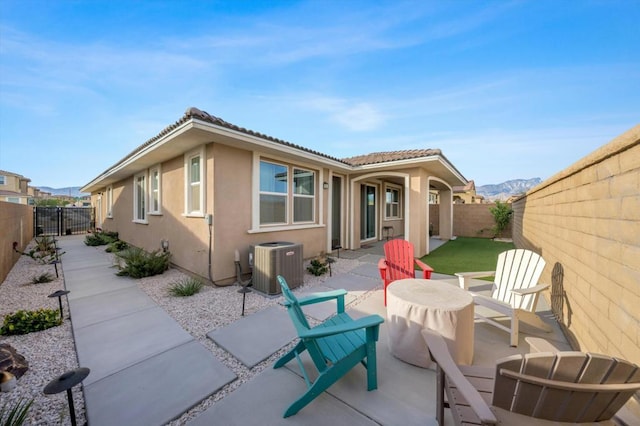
[207,305,297,368]
[84,340,236,426]
[75,306,194,385]
[293,285,358,321]
[69,286,157,329]
[188,367,378,426]
[349,263,383,280]
[323,272,379,293]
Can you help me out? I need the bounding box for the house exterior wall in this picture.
[512,125,639,363]
[0,201,34,282]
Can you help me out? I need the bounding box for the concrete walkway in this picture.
[59,236,236,426]
[59,235,571,425]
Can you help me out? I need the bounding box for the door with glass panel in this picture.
[360,184,376,241]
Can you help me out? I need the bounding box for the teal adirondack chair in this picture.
[274,275,385,417]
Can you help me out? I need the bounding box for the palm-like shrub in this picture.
[115,247,170,278]
[168,277,204,297]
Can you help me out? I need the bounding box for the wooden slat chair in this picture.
[273,275,385,417]
[378,238,434,305]
[456,248,552,346]
[423,329,640,425]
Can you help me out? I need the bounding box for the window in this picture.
[293,168,315,222]
[385,186,401,219]
[260,161,288,224]
[134,172,146,222]
[106,186,113,218]
[258,160,317,227]
[185,148,205,216]
[149,165,161,214]
[0,175,5,185]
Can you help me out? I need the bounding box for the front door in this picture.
[360,184,376,241]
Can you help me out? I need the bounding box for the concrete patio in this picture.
[58,235,572,425]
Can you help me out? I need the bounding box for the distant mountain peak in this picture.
[476,178,542,201]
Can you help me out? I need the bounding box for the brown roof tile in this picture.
[342,149,442,166]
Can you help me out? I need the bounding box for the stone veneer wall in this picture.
[512,125,639,363]
[0,201,34,283]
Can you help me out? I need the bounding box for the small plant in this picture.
[307,258,328,276]
[0,309,62,335]
[84,231,118,246]
[15,236,62,265]
[489,201,512,238]
[168,277,204,297]
[31,273,54,284]
[115,247,170,278]
[106,240,129,253]
[0,398,33,426]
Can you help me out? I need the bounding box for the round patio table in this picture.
[386,278,474,368]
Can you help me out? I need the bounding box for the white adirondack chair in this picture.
[456,249,552,347]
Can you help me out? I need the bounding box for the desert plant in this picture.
[106,240,129,253]
[115,247,170,278]
[168,277,204,297]
[0,309,62,335]
[31,273,54,284]
[15,236,62,264]
[489,201,512,238]
[0,398,33,426]
[307,258,328,276]
[84,231,118,246]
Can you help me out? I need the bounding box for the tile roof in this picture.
[341,149,442,166]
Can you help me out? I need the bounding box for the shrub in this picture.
[16,236,62,264]
[0,398,33,426]
[84,231,118,247]
[0,309,62,335]
[489,201,512,238]
[115,247,170,278]
[168,277,204,297]
[105,240,129,253]
[307,258,328,276]
[31,273,54,284]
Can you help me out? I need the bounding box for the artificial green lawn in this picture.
[419,237,515,277]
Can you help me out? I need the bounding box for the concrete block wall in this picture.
[429,203,512,239]
[0,201,34,283]
[512,125,640,363]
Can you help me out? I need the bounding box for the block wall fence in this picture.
[0,201,34,283]
[429,203,512,239]
[512,125,639,363]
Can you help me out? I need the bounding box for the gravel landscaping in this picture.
[1,238,371,425]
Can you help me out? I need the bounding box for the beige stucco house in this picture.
[82,107,467,285]
[0,170,32,205]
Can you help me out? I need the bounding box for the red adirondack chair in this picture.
[378,239,434,305]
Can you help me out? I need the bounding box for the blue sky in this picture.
[1,1,638,189]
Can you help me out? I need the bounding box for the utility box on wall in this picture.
[250,242,303,295]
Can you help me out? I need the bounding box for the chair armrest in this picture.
[296,289,347,306]
[415,258,434,278]
[378,258,388,279]
[455,271,496,290]
[499,368,640,393]
[422,329,498,424]
[299,315,384,339]
[509,283,550,296]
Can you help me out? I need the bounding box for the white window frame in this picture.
[259,160,289,226]
[133,172,147,223]
[385,184,402,220]
[184,147,206,217]
[148,164,162,215]
[106,185,113,218]
[293,167,315,224]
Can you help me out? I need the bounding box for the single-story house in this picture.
[81,107,467,285]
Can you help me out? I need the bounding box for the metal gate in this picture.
[34,207,95,236]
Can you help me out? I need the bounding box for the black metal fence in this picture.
[34,207,95,236]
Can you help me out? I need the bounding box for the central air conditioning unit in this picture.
[249,242,303,295]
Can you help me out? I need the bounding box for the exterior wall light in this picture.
[161,239,169,252]
[323,182,329,189]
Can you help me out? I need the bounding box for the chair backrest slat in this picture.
[493,351,640,422]
[492,249,545,310]
[278,275,311,331]
[384,239,416,282]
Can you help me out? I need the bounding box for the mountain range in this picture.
[476,178,542,201]
[37,186,87,197]
[38,179,542,201]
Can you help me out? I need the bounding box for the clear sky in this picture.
[1,0,638,189]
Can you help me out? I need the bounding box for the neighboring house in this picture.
[453,180,484,204]
[0,170,32,204]
[82,107,467,284]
